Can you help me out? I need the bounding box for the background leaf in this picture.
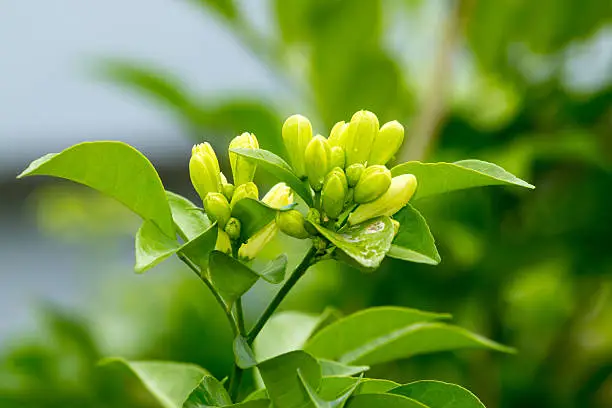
[183,375,232,408]
[390,380,485,408]
[208,251,260,307]
[388,204,440,265]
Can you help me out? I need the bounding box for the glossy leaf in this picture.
[388,204,440,265]
[391,160,534,200]
[390,381,485,408]
[298,370,362,408]
[183,375,232,408]
[319,377,399,400]
[101,358,207,408]
[319,360,369,377]
[234,335,258,369]
[230,148,314,206]
[346,394,427,408]
[258,351,322,408]
[18,141,175,236]
[167,191,210,240]
[254,254,288,284]
[208,251,259,306]
[312,217,395,269]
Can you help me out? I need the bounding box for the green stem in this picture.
[246,245,318,345]
[228,297,247,401]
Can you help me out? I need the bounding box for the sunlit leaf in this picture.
[183,375,232,408]
[319,360,369,377]
[345,393,427,408]
[208,251,260,306]
[319,377,399,400]
[388,204,440,265]
[167,191,210,240]
[390,380,485,408]
[298,370,362,408]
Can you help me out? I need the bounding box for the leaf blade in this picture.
[388,204,440,265]
[390,380,485,408]
[208,251,260,306]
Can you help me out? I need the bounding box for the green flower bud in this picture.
[321,167,348,219]
[229,132,259,186]
[224,217,241,241]
[238,222,277,261]
[215,228,232,255]
[353,165,392,204]
[368,121,404,165]
[282,114,313,178]
[328,121,349,148]
[345,188,354,206]
[304,135,331,191]
[348,174,417,225]
[230,182,259,208]
[345,110,379,165]
[305,208,321,235]
[330,146,346,169]
[262,182,293,209]
[346,163,365,187]
[220,172,235,200]
[276,210,310,239]
[189,143,222,199]
[203,192,231,228]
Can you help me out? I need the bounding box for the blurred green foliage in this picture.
[3,0,612,407]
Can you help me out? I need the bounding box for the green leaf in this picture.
[390,160,535,200]
[319,360,369,377]
[297,370,362,408]
[311,217,395,269]
[319,378,399,400]
[101,358,208,408]
[167,191,211,240]
[208,251,260,306]
[191,0,237,21]
[388,204,440,265]
[226,401,273,408]
[390,381,485,408]
[234,335,258,369]
[258,351,322,408]
[230,148,314,206]
[231,198,278,242]
[306,307,512,365]
[18,141,175,237]
[183,375,232,408]
[254,254,288,284]
[345,394,428,408]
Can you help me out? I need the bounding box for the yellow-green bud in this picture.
[276,210,310,239]
[304,135,331,191]
[220,172,234,200]
[224,217,241,241]
[215,228,232,255]
[189,143,222,199]
[321,167,348,219]
[353,165,392,204]
[229,132,259,186]
[282,114,313,178]
[330,146,346,169]
[345,188,354,206]
[368,121,404,165]
[328,121,349,148]
[203,192,231,228]
[391,219,400,237]
[262,182,293,209]
[345,110,379,165]
[346,163,365,187]
[238,223,276,261]
[230,182,259,208]
[305,208,321,235]
[348,174,417,225]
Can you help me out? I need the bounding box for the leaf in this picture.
[319,360,369,377]
[167,191,211,240]
[230,148,314,206]
[319,378,399,400]
[345,394,428,408]
[231,198,278,242]
[390,381,485,408]
[101,358,208,408]
[183,375,232,408]
[191,0,237,21]
[311,217,395,269]
[234,335,258,369]
[258,351,322,408]
[18,141,175,237]
[390,160,535,200]
[306,307,513,365]
[226,401,273,408]
[208,251,260,306]
[298,370,362,408]
[254,254,288,284]
[388,204,440,265]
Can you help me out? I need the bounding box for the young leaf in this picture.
[319,359,369,377]
[230,148,314,206]
[167,191,211,240]
[391,160,535,200]
[258,350,322,408]
[183,375,232,408]
[18,141,175,237]
[254,254,288,284]
[345,393,428,408]
[390,380,485,408]
[100,358,208,408]
[234,335,258,369]
[208,251,260,307]
[311,217,395,269]
[388,204,440,265]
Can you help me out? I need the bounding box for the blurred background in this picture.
[1,0,611,407]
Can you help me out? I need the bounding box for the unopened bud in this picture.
[304,135,331,191]
[203,192,231,228]
[238,223,277,261]
[353,165,392,203]
[282,114,313,178]
[224,217,242,241]
[346,163,365,187]
[220,172,234,200]
[276,210,310,239]
[321,167,348,219]
[189,143,222,199]
[345,110,379,165]
[229,132,259,186]
[215,228,232,255]
[328,121,349,148]
[305,208,321,235]
[345,188,354,206]
[230,182,259,208]
[392,219,400,237]
[369,121,404,165]
[330,146,346,169]
[348,174,417,225]
[262,182,293,209]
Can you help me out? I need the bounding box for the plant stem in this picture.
[228,297,247,401]
[246,245,318,345]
